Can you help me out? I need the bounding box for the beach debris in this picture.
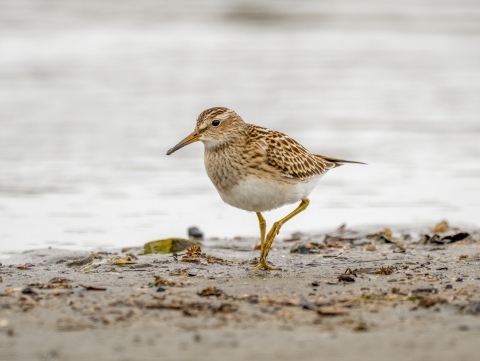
[432,220,449,233]
[375,265,396,275]
[65,254,99,267]
[188,226,204,239]
[75,254,137,272]
[440,232,469,243]
[429,232,470,244]
[79,284,106,291]
[353,322,369,332]
[352,268,377,275]
[149,275,192,287]
[29,278,72,289]
[21,287,38,295]
[144,238,199,254]
[0,288,19,295]
[392,244,406,253]
[290,241,324,254]
[391,288,408,296]
[338,269,356,282]
[15,263,34,270]
[107,254,137,266]
[381,228,392,238]
[212,303,237,313]
[365,244,377,252]
[181,246,225,265]
[326,240,344,248]
[423,232,469,245]
[301,298,317,310]
[417,296,447,308]
[412,288,438,294]
[169,268,193,277]
[317,307,349,316]
[198,287,224,297]
[366,228,392,241]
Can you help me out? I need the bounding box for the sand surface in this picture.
[1,225,479,361]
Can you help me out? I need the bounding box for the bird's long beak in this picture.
[166,131,200,155]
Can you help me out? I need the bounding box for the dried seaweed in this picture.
[144,238,200,254]
[181,246,225,265]
[338,269,356,282]
[79,284,106,291]
[198,287,224,297]
[29,278,72,289]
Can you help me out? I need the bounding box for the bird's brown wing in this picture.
[247,124,336,180]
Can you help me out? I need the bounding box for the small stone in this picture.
[187,270,197,277]
[311,281,319,287]
[456,277,463,282]
[445,284,453,289]
[366,244,377,252]
[188,226,203,239]
[156,287,166,292]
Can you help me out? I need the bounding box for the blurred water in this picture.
[1,0,479,255]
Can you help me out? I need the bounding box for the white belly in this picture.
[217,174,323,212]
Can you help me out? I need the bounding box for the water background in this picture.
[1,0,480,256]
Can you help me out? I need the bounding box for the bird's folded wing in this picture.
[248,124,335,180]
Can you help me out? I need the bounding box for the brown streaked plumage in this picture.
[167,107,365,270]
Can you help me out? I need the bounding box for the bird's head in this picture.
[166,107,246,155]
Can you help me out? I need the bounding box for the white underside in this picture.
[217,174,324,212]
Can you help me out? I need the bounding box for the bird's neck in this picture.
[203,129,249,191]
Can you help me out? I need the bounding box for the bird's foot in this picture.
[249,259,280,271]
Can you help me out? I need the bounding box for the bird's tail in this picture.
[316,155,367,167]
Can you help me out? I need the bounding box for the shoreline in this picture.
[1,225,479,360]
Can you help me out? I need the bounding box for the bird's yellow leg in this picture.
[251,199,310,271]
[256,212,266,252]
[250,212,274,270]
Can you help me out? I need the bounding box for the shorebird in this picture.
[167,107,364,270]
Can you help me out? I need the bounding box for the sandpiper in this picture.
[167,107,364,270]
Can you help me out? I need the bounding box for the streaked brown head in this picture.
[166,107,246,155]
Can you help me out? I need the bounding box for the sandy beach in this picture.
[1,224,479,360]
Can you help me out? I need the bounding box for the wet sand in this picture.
[1,225,479,360]
[2,0,480,254]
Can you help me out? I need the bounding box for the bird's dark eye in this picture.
[212,120,220,127]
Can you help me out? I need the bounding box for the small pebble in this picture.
[445,284,453,289]
[156,287,166,292]
[188,226,204,239]
[456,277,463,282]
